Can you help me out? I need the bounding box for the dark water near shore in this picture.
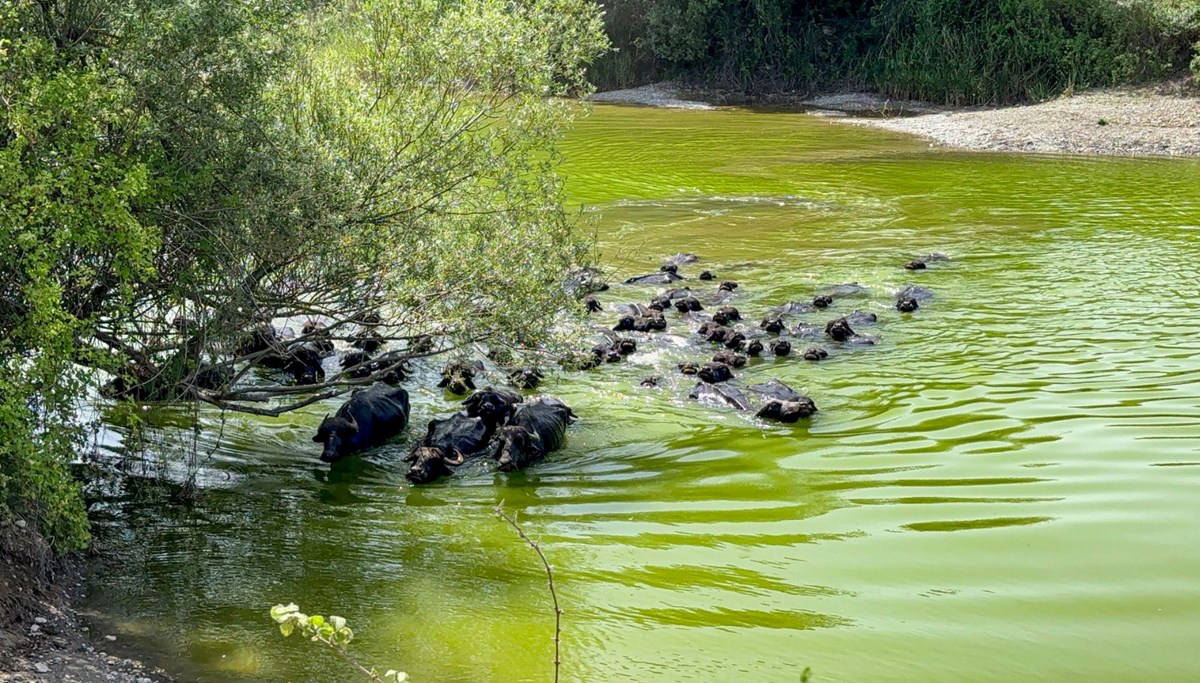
[83,105,1200,682]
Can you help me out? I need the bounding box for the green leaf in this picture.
[270,604,300,622]
[329,615,346,630]
[279,621,295,637]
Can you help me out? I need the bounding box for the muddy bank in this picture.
[0,522,172,683]
[821,83,1200,158]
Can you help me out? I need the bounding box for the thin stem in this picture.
[495,503,561,683]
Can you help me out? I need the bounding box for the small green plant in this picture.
[270,604,406,682]
[1098,118,1109,126]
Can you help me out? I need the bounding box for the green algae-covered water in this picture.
[83,105,1200,682]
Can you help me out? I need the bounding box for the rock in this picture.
[137,678,153,683]
[104,634,117,642]
[34,662,50,673]
[15,519,27,528]
[34,616,47,624]
[30,623,41,633]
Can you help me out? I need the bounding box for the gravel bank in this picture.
[834,83,1200,158]
[589,82,716,110]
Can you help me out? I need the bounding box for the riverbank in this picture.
[590,81,1200,158]
[0,525,172,683]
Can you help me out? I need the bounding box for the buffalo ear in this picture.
[311,434,323,442]
[462,393,479,409]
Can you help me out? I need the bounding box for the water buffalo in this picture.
[715,306,741,322]
[660,264,679,274]
[822,283,870,297]
[896,285,934,301]
[592,343,622,364]
[704,325,739,345]
[741,339,765,356]
[583,294,603,313]
[678,361,701,376]
[404,413,490,484]
[756,398,818,423]
[722,332,746,350]
[825,318,855,342]
[896,297,920,312]
[301,320,337,357]
[639,376,662,388]
[673,296,703,313]
[760,317,786,334]
[771,340,792,356]
[313,384,410,463]
[802,347,829,361]
[791,322,824,339]
[773,301,814,315]
[748,379,803,401]
[565,267,609,296]
[494,398,577,472]
[462,387,524,438]
[699,270,715,280]
[350,330,385,354]
[261,341,326,385]
[712,349,747,368]
[697,362,734,384]
[688,382,751,410]
[719,281,739,293]
[341,352,409,384]
[825,317,877,345]
[409,335,435,355]
[904,260,927,270]
[613,315,667,332]
[665,253,700,266]
[845,310,878,325]
[624,272,684,285]
[812,295,833,309]
[439,360,484,395]
[508,367,544,390]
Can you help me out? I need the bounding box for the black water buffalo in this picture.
[756,398,818,423]
[896,285,934,301]
[639,376,662,388]
[404,413,490,484]
[845,310,878,325]
[613,315,667,332]
[583,294,603,313]
[905,260,927,270]
[688,382,751,410]
[698,362,734,384]
[748,379,803,402]
[722,332,746,350]
[665,253,700,266]
[508,367,544,390]
[350,329,385,354]
[802,347,829,361]
[822,283,870,297]
[237,323,293,357]
[741,339,765,356]
[699,270,715,280]
[591,343,622,364]
[494,398,577,472]
[704,326,740,346]
[409,335,435,355]
[439,360,484,395]
[341,352,409,384]
[760,316,786,334]
[812,295,833,309]
[719,281,739,293]
[625,272,684,285]
[712,349,747,368]
[660,264,679,274]
[896,297,920,312]
[565,267,609,296]
[462,387,524,438]
[262,341,326,385]
[678,361,701,376]
[773,301,814,315]
[825,318,856,342]
[612,338,638,355]
[715,306,741,322]
[313,384,410,463]
[771,340,792,356]
[673,296,703,313]
[301,320,337,357]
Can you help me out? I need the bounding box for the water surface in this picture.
[84,104,1200,682]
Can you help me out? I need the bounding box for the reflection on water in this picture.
[84,105,1200,683]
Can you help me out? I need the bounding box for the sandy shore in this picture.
[592,81,1200,158]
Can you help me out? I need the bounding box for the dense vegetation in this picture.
[593,0,1200,103]
[0,0,606,552]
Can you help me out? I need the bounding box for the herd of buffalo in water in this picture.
[231,253,943,484]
